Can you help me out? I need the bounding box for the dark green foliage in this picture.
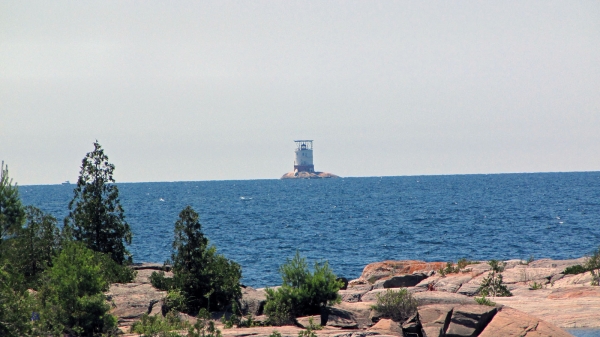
[371,288,417,322]
[264,251,343,325]
[529,281,543,290]
[269,331,282,337]
[0,161,25,242]
[130,311,189,337]
[585,246,600,286]
[15,206,60,287]
[478,260,512,297]
[151,270,175,291]
[188,308,222,337]
[93,249,137,284]
[170,206,242,313]
[40,241,117,336]
[0,263,36,337]
[475,295,496,306]
[563,264,587,275]
[64,141,132,265]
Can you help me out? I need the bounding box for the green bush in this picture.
[563,264,587,275]
[163,289,188,314]
[478,260,512,297]
[0,264,37,337]
[130,311,189,337]
[371,288,417,322]
[151,270,175,291]
[264,252,343,325]
[188,308,222,337]
[475,296,496,306]
[40,241,117,336]
[169,206,242,313]
[529,281,543,290]
[585,246,600,286]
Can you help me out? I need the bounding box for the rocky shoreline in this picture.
[109,257,600,336]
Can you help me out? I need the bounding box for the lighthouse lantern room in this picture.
[293,140,314,173]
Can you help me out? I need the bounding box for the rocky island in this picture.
[280,140,340,179]
[111,257,599,337]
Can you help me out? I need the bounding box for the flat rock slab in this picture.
[432,274,474,293]
[106,283,166,326]
[413,292,476,306]
[493,285,600,328]
[339,289,370,303]
[479,306,573,337]
[445,304,497,337]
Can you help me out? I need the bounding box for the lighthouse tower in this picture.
[293,140,314,173]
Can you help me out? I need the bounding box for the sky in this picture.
[1,1,599,185]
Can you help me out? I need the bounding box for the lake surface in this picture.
[19,172,600,288]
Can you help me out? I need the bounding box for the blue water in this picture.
[18,172,600,288]
[567,329,600,337]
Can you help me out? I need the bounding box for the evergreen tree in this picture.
[16,206,60,287]
[0,161,25,242]
[170,206,242,312]
[64,141,132,265]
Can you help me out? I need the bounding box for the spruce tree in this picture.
[171,206,242,312]
[64,141,132,265]
[0,161,25,242]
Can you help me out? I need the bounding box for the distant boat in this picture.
[62,181,71,185]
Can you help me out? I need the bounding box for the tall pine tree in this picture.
[0,161,25,242]
[64,141,132,265]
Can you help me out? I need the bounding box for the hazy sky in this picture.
[2,1,599,185]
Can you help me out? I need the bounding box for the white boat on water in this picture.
[62,181,70,185]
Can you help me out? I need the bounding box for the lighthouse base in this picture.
[280,171,340,179]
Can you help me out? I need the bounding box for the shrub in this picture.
[585,246,600,286]
[475,296,495,306]
[14,206,60,288]
[264,252,343,325]
[529,281,543,290]
[457,258,479,269]
[0,264,37,337]
[169,206,242,313]
[163,289,188,314]
[40,241,117,336]
[188,308,222,337]
[563,264,587,275]
[371,288,417,322]
[269,331,282,337]
[478,260,512,297]
[130,311,189,337]
[151,270,175,291]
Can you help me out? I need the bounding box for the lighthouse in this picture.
[293,140,314,173]
[281,140,339,179]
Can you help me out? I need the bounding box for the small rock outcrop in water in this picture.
[280,171,340,179]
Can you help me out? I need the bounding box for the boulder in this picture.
[327,302,375,329]
[358,261,446,284]
[479,306,572,337]
[444,304,497,337]
[368,318,404,336]
[239,286,267,316]
[417,304,453,335]
[372,274,428,289]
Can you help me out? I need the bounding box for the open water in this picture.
[19,172,600,288]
